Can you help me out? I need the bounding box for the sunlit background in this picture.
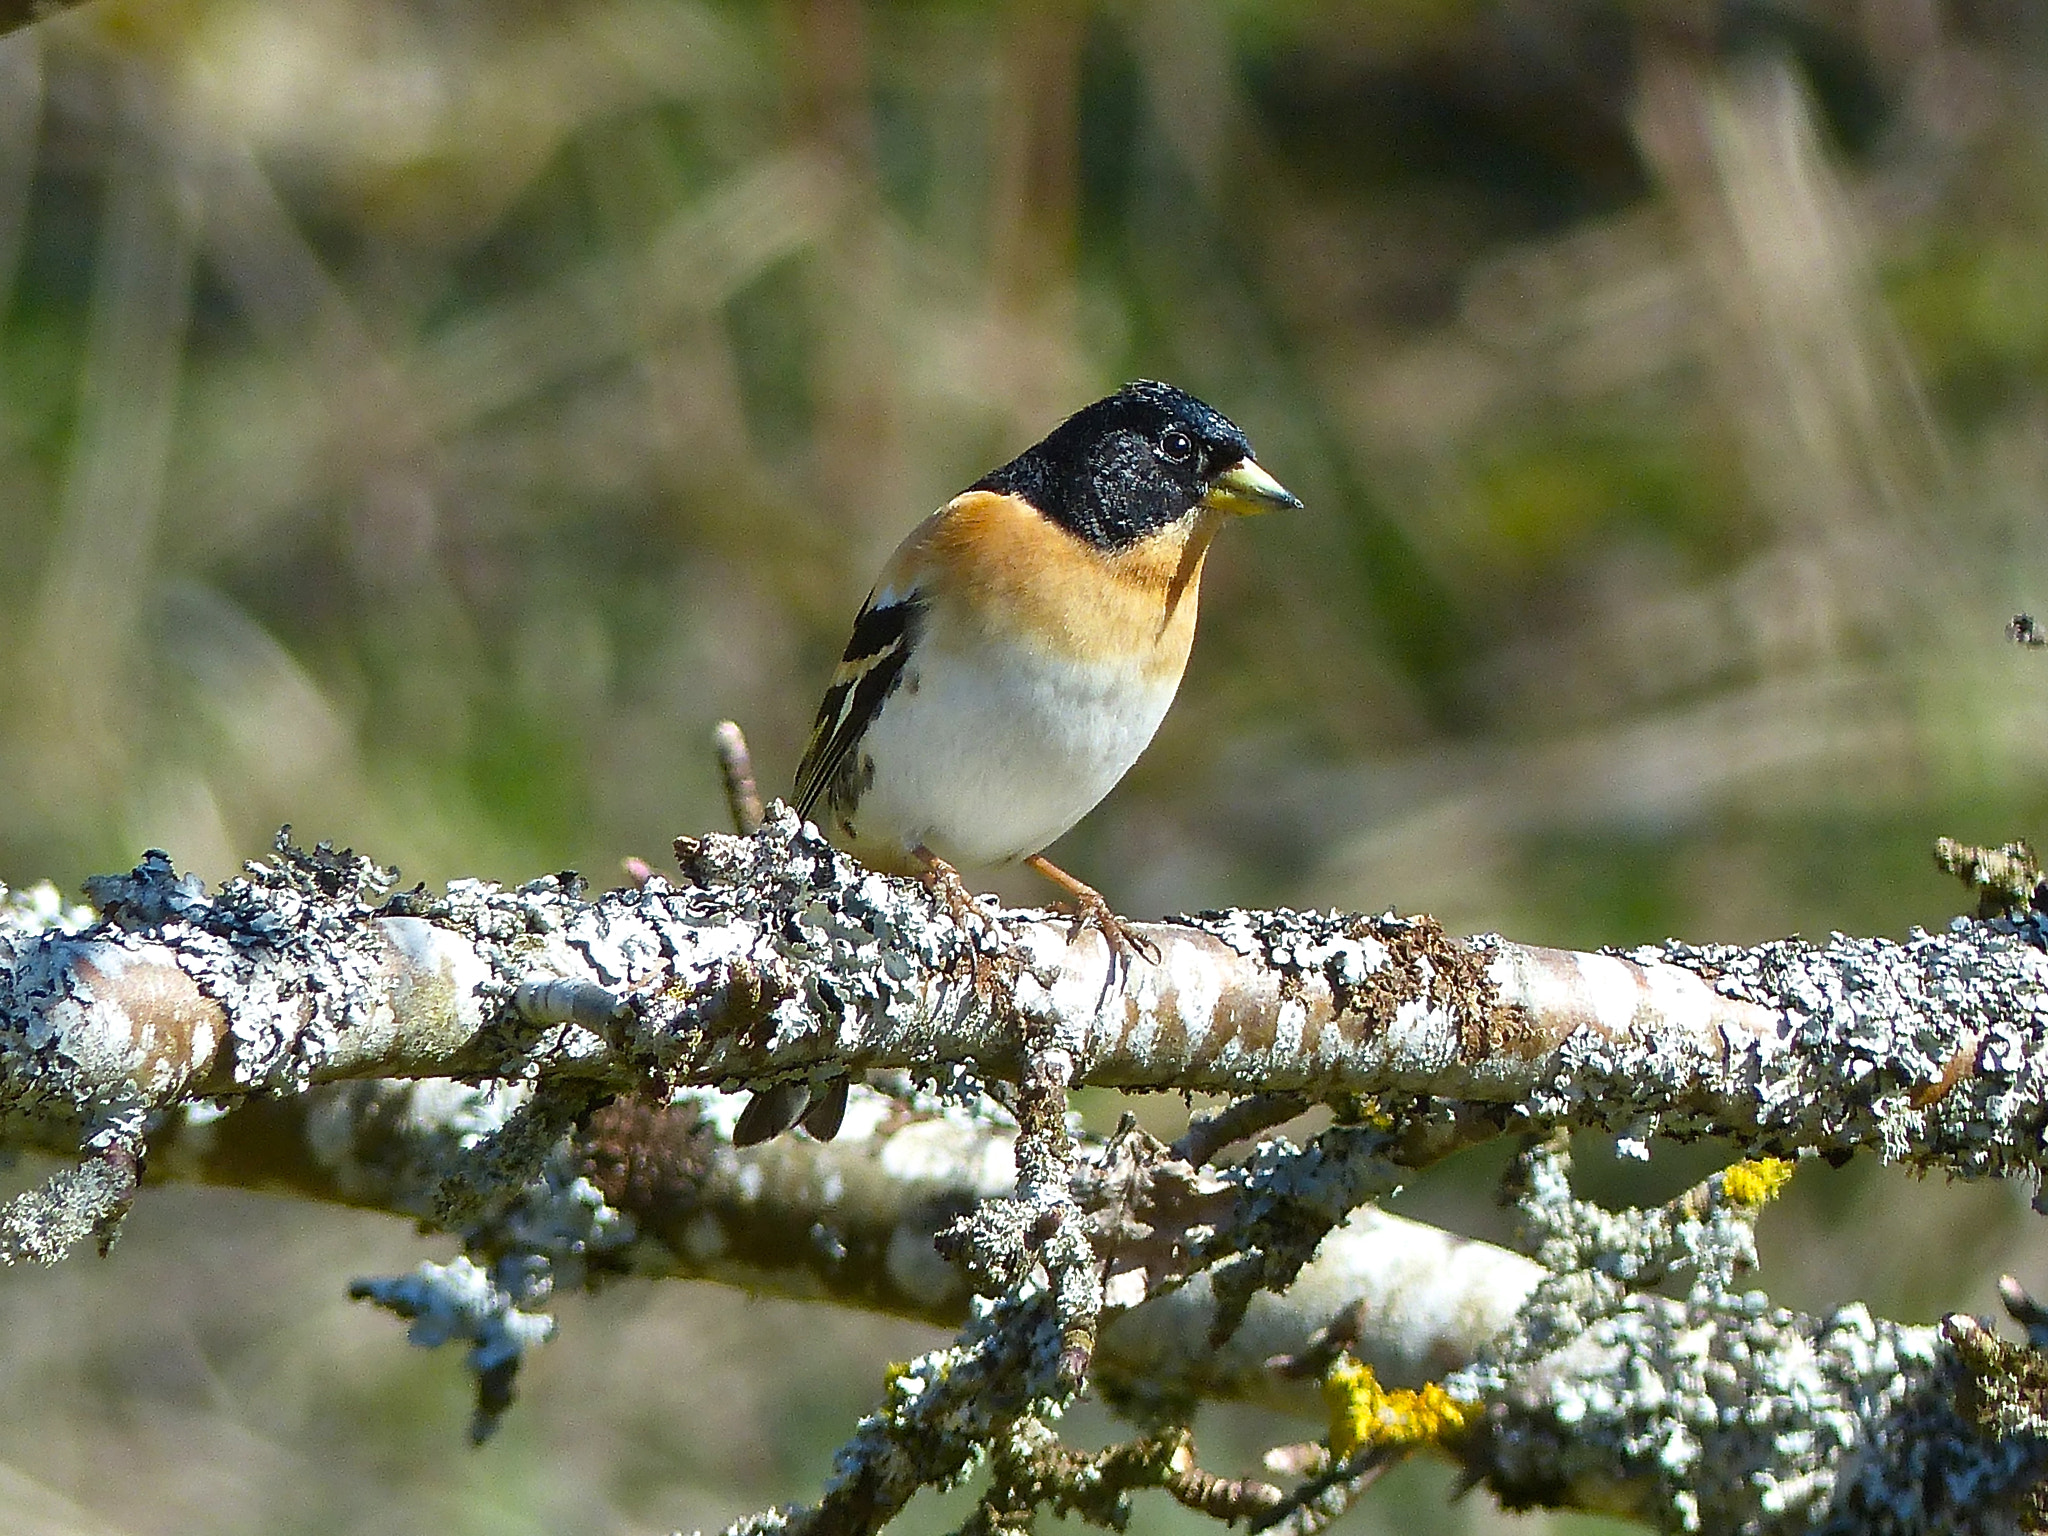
[2,2,2047,1531]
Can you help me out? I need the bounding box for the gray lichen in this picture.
[350,1255,560,1443]
[5,824,2048,1531]
[10,819,2048,1189]
[1455,1139,2046,1533]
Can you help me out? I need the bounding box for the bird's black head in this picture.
[971,380,1299,550]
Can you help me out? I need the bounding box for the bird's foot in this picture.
[917,848,998,988]
[1024,854,1160,973]
[1060,886,1162,972]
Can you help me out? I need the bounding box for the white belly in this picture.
[844,636,1181,868]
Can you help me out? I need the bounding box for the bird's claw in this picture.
[1060,887,1161,971]
[921,854,997,989]
[1020,853,1158,975]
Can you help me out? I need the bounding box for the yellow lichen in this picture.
[1332,1094,1393,1129]
[1323,1356,1471,1461]
[1721,1157,1795,1208]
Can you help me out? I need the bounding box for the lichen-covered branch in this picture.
[4,813,2044,1190]
[5,822,2048,1531]
[140,1078,1542,1417]
[140,1073,2048,1533]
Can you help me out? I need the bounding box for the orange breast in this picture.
[896,490,1215,680]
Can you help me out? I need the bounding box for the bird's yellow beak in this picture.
[1201,455,1302,516]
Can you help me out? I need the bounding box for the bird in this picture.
[737,381,1299,1145]
[798,377,1299,951]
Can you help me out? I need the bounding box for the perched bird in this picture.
[799,378,1297,943]
[738,382,1298,1146]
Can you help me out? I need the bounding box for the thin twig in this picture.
[1172,1092,1308,1166]
[1250,1445,1404,1535]
[715,720,767,835]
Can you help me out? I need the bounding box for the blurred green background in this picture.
[2,0,2046,1530]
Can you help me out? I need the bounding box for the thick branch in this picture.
[141,1075,2048,1534]
[4,823,2044,1529]
[3,817,2039,1185]
[141,1079,1538,1416]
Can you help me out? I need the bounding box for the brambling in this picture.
[738,382,1297,1145]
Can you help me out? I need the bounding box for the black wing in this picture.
[793,592,923,821]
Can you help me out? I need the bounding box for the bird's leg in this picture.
[915,845,994,985]
[1024,854,1161,968]
[915,845,982,928]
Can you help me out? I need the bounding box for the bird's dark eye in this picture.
[1160,427,1194,464]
